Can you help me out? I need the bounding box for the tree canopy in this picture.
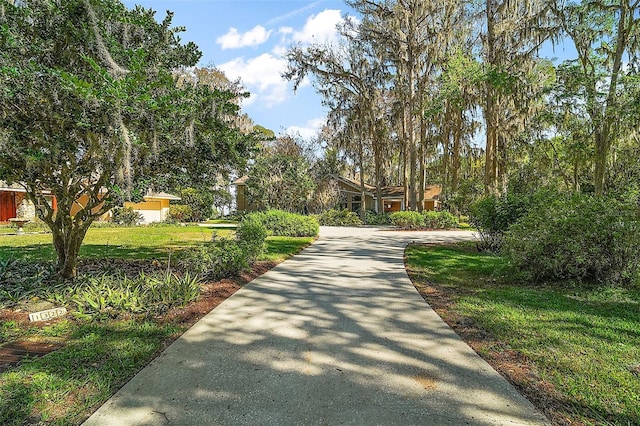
[244,137,316,213]
[285,0,640,213]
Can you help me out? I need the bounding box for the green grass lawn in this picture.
[406,243,640,425]
[0,225,232,262]
[0,226,314,425]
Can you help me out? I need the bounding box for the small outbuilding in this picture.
[125,192,181,224]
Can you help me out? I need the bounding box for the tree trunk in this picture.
[451,110,462,194]
[593,132,610,196]
[593,1,628,195]
[498,134,508,194]
[406,20,418,211]
[484,95,498,195]
[358,139,367,223]
[484,0,498,195]
[402,104,409,210]
[372,118,384,214]
[441,108,451,196]
[50,218,91,280]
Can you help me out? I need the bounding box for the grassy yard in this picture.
[406,243,640,425]
[0,225,232,262]
[0,226,314,425]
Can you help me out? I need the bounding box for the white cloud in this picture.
[219,53,289,106]
[284,117,326,141]
[294,9,343,44]
[271,45,288,57]
[216,25,272,50]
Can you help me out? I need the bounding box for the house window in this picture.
[351,195,361,212]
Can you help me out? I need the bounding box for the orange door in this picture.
[0,192,16,221]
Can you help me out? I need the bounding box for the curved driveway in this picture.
[84,227,548,426]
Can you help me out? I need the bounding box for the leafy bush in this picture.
[365,210,390,225]
[224,211,247,222]
[423,211,458,229]
[316,209,363,226]
[248,210,319,237]
[168,204,193,222]
[111,206,143,226]
[503,195,640,286]
[469,193,532,251]
[179,187,214,222]
[180,237,249,280]
[58,272,201,318]
[236,215,267,262]
[423,211,440,229]
[90,221,122,228]
[390,211,424,229]
[179,215,269,280]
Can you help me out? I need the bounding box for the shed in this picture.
[125,192,181,224]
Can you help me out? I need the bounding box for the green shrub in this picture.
[422,211,442,229]
[503,195,640,286]
[179,215,270,280]
[111,206,143,226]
[236,216,267,262]
[224,211,247,222]
[316,209,363,226]
[249,210,319,237]
[422,211,459,229]
[437,211,458,229]
[469,193,532,251]
[365,210,390,225]
[180,237,248,280]
[168,204,193,223]
[179,187,214,222]
[390,211,424,229]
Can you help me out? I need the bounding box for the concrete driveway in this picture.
[83,227,548,426]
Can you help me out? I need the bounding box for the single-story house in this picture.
[0,181,55,222]
[231,175,441,213]
[332,175,441,213]
[2,181,179,225]
[124,191,181,224]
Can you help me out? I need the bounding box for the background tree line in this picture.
[285,0,640,213]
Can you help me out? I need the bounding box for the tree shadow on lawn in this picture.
[0,244,174,263]
[0,320,179,426]
[263,238,314,260]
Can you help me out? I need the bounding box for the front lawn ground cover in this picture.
[0,225,232,262]
[0,228,314,425]
[406,243,640,426]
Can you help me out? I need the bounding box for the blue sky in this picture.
[122,0,353,140]
[120,1,578,143]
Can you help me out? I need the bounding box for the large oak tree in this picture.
[0,0,255,278]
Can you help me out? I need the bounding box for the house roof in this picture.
[0,181,26,193]
[0,181,54,195]
[331,175,377,193]
[230,174,440,201]
[380,184,442,200]
[423,185,442,200]
[144,192,181,201]
[380,186,404,197]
